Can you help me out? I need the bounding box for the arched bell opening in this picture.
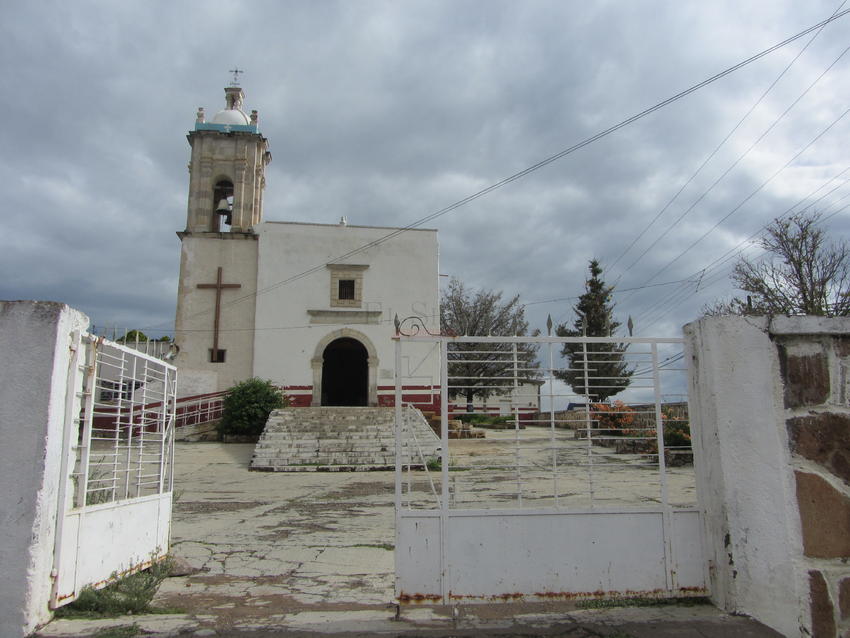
[212,179,234,231]
[320,337,369,406]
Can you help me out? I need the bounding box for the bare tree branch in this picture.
[706,212,850,317]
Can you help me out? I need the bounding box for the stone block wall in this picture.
[685,315,850,637]
[775,322,850,638]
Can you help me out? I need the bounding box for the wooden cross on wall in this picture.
[197,267,241,362]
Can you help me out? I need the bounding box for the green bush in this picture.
[116,329,148,343]
[218,378,288,437]
[456,413,513,426]
[663,419,691,447]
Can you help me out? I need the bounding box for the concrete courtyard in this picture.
[38,431,783,636]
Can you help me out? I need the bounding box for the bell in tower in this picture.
[183,81,272,234]
[213,181,234,226]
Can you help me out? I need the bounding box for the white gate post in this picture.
[684,316,803,636]
[0,302,90,638]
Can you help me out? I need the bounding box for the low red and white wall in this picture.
[285,384,442,410]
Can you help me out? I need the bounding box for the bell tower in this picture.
[173,79,269,395]
[184,84,271,233]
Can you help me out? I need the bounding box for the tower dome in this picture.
[212,108,250,125]
[195,83,259,133]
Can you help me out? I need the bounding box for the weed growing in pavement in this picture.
[54,556,181,619]
[424,456,469,472]
[577,596,709,609]
[350,543,394,550]
[91,625,142,638]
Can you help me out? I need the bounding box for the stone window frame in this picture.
[328,264,368,308]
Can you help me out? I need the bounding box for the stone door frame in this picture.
[311,328,378,406]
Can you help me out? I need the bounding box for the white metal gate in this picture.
[393,326,708,603]
[51,333,176,607]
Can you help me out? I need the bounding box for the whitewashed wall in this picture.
[685,316,801,636]
[0,301,89,638]
[448,380,542,415]
[252,222,440,397]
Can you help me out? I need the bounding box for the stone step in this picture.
[250,406,439,472]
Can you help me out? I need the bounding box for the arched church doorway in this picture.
[321,337,368,406]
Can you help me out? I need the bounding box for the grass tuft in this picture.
[92,625,142,638]
[350,543,394,550]
[54,557,180,619]
[577,596,709,610]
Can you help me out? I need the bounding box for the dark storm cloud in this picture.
[1,0,848,339]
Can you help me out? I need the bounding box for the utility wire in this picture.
[637,198,850,331]
[626,168,850,330]
[608,0,846,275]
[636,106,850,290]
[637,167,850,322]
[525,277,692,307]
[621,45,850,280]
[141,9,850,333]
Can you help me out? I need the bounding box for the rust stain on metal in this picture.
[442,587,707,603]
[397,591,442,604]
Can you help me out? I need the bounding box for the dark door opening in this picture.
[321,337,368,406]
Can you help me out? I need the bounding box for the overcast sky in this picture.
[2,0,849,341]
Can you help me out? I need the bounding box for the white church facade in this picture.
[173,84,441,409]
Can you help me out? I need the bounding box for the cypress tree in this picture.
[555,260,631,401]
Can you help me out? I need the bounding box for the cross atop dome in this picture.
[193,77,260,134]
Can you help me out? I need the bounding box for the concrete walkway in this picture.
[37,440,782,637]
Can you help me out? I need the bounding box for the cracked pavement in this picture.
[37,435,782,636]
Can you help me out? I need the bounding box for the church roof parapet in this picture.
[262,220,438,233]
[193,122,260,133]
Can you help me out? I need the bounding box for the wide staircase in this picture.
[250,406,440,471]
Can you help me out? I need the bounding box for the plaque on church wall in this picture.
[307,309,383,325]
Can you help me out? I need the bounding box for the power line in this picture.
[525,277,692,307]
[621,45,850,279]
[142,9,850,333]
[608,0,847,275]
[637,198,850,331]
[635,106,850,290]
[626,168,850,330]
[591,169,850,333]
[636,168,850,323]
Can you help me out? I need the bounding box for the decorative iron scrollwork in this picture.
[395,314,440,337]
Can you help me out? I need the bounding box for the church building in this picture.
[173,83,441,408]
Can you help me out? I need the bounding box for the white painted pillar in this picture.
[684,316,804,637]
[0,301,89,638]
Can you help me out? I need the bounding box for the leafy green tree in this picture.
[218,378,288,437]
[117,329,148,343]
[555,260,632,401]
[440,278,539,412]
[706,212,850,317]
